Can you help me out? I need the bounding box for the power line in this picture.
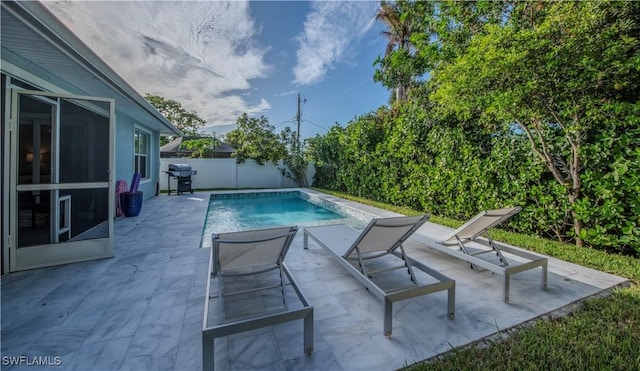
[274,117,296,129]
[302,118,329,132]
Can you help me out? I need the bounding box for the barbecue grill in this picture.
[165,163,197,195]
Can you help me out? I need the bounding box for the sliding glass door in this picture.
[10,90,114,271]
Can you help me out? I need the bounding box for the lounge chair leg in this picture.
[303,231,309,249]
[384,298,393,337]
[448,284,455,320]
[542,264,548,289]
[202,333,214,370]
[304,309,314,355]
[503,273,510,303]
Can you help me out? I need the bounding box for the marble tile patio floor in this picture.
[1,190,628,370]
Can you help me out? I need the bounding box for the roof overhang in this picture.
[0,0,182,136]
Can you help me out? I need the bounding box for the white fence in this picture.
[159,158,315,191]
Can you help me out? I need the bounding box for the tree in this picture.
[415,1,509,61]
[306,125,346,189]
[374,0,425,102]
[431,1,640,247]
[145,94,206,145]
[279,127,309,187]
[225,113,286,165]
[180,136,220,158]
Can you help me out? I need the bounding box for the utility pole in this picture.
[296,93,306,152]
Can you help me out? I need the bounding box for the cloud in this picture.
[44,0,271,127]
[293,1,378,86]
[276,90,299,97]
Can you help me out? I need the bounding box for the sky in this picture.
[43,0,392,139]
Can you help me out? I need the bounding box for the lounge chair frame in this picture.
[304,215,455,337]
[202,226,313,370]
[423,207,547,303]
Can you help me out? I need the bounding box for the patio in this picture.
[1,190,628,370]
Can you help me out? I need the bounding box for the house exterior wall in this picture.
[114,113,161,200]
[151,131,161,196]
[115,113,135,188]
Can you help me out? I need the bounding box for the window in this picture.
[134,128,150,179]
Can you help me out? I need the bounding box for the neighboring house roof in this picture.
[0,0,181,136]
[160,136,235,156]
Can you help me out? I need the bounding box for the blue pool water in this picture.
[202,193,351,241]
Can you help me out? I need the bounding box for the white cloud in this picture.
[44,0,271,127]
[293,1,378,86]
[276,90,299,97]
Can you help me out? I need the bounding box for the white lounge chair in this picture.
[304,215,455,337]
[418,207,547,303]
[202,226,313,370]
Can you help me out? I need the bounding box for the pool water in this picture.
[201,193,360,248]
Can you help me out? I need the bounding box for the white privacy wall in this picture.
[159,158,314,191]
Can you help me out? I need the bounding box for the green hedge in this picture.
[308,102,639,255]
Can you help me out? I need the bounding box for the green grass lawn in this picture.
[314,188,640,370]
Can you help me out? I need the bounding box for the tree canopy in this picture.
[224,113,287,165]
[431,1,640,247]
[145,94,206,145]
[373,0,427,102]
[180,136,221,158]
[309,0,640,254]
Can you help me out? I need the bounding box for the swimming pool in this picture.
[200,191,367,248]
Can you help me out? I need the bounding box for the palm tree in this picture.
[376,1,415,101]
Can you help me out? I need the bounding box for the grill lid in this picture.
[168,163,191,171]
